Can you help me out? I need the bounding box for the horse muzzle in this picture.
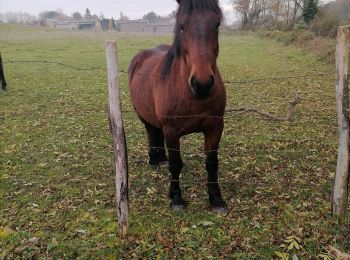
[189,75,215,98]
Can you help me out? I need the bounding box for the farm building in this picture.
[144,23,175,33]
[117,20,175,33]
[79,20,100,30]
[40,18,174,33]
[42,19,98,30]
[117,20,149,32]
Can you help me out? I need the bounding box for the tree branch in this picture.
[326,245,350,259]
[225,94,299,121]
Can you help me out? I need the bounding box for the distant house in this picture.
[117,20,149,32]
[77,20,98,30]
[117,20,175,33]
[145,23,175,33]
[156,16,176,24]
[40,17,175,33]
[41,18,98,30]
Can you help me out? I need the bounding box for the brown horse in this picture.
[128,0,227,212]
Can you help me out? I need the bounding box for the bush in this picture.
[295,30,315,44]
[303,36,335,62]
[294,21,308,32]
[258,28,336,63]
[309,0,350,38]
[309,15,339,37]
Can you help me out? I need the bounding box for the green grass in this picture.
[0,24,349,258]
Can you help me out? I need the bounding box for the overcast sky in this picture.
[0,0,234,20]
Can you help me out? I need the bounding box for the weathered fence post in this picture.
[106,41,129,236]
[333,25,350,218]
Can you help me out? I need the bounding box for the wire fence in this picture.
[3,60,106,71]
[1,59,336,123]
[1,59,337,196]
[2,59,334,85]
[1,59,334,133]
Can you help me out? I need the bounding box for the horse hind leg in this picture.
[0,75,6,90]
[143,121,167,166]
[0,54,6,91]
[0,80,6,91]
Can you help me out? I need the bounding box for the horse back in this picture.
[128,45,170,80]
[128,45,170,128]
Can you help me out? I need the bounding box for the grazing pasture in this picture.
[0,24,348,258]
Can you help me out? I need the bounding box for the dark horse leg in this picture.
[0,53,7,91]
[142,120,167,166]
[163,126,186,210]
[204,123,227,213]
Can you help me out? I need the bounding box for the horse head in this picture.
[175,0,222,98]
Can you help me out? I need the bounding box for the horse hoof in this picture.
[212,206,228,214]
[170,201,187,211]
[149,163,160,170]
[158,155,168,163]
[171,204,186,211]
[158,160,168,166]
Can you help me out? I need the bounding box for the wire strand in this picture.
[3,60,333,85]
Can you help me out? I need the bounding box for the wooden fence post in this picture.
[106,41,129,236]
[333,25,350,217]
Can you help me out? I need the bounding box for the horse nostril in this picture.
[190,75,214,98]
[190,76,197,87]
[208,75,215,87]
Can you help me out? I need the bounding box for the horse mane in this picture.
[161,0,223,78]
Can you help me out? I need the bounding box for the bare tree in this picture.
[72,12,83,20]
[119,12,129,21]
[233,0,306,30]
[1,12,37,24]
[84,8,92,19]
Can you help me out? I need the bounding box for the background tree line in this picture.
[0,8,176,26]
[310,0,350,37]
[0,12,37,25]
[233,0,318,31]
[233,0,350,38]
[0,8,113,25]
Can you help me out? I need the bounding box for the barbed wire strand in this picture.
[3,60,106,71]
[1,60,334,122]
[2,60,334,85]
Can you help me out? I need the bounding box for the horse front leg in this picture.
[163,126,186,211]
[204,122,227,213]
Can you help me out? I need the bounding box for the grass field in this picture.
[0,24,349,258]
